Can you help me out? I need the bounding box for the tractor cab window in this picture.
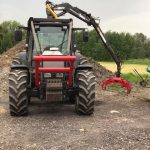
[34,26,68,54]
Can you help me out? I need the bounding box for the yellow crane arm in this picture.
[46,4,58,19]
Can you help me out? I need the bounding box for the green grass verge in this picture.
[106,73,150,93]
[121,73,149,84]
[100,58,150,65]
[125,59,150,65]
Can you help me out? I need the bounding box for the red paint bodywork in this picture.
[33,56,76,88]
[101,77,132,94]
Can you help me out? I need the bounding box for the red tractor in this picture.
[9,1,131,116]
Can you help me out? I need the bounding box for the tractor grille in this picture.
[46,79,63,89]
[46,79,63,101]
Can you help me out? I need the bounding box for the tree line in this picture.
[76,30,150,61]
[0,20,150,61]
[0,21,21,54]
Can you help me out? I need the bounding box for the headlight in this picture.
[44,73,63,78]
[56,73,63,78]
[44,73,51,78]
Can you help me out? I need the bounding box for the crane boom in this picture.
[46,0,121,77]
[45,1,132,94]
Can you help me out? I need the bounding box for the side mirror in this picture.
[0,33,3,39]
[83,30,89,42]
[14,29,22,41]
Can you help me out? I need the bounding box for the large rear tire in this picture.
[9,69,28,116]
[75,70,96,115]
[80,56,88,65]
[12,57,21,65]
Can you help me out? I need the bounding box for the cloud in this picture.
[0,0,150,37]
[101,12,150,37]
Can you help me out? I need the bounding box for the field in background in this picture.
[99,61,149,74]
[125,58,150,65]
[99,59,150,83]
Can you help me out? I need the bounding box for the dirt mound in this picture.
[87,57,113,82]
[0,67,9,96]
[0,41,113,96]
[0,41,25,96]
[0,41,25,67]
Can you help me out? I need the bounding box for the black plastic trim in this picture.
[10,65,28,70]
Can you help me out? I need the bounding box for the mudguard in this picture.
[11,65,28,70]
[75,65,92,74]
[18,51,28,65]
[101,77,132,94]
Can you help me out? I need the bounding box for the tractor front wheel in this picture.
[75,70,96,115]
[9,69,28,116]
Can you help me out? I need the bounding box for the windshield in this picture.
[35,26,68,54]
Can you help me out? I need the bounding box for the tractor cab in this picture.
[30,19,71,56]
[15,18,88,68]
[24,18,73,62]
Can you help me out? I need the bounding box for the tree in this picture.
[0,21,21,53]
[76,30,150,61]
[0,26,3,39]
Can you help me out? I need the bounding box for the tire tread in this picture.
[9,69,28,116]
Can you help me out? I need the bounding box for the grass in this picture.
[102,73,150,93]
[99,59,150,84]
[99,62,148,74]
[121,73,149,84]
[100,58,150,65]
[125,58,150,65]
[106,84,127,93]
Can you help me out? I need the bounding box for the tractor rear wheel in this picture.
[75,70,96,115]
[12,57,21,65]
[9,69,28,116]
[80,56,88,65]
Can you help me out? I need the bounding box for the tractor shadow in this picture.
[29,99,75,116]
[140,97,150,103]
[29,98,105,117]
[95,100,106,106]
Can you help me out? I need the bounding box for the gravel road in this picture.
[0,85,150,150]
[0,41,149,150]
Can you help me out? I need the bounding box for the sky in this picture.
[0,0,150,37]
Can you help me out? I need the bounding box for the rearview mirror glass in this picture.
[83,31,89,42]
[14,29,22,41]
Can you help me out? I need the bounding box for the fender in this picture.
[18,51,28,65]
[75,65,92,74]
[11,65,28,70]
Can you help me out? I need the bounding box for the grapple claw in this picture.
[101,77,131,94]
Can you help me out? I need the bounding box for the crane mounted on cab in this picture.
[45,0,131,93]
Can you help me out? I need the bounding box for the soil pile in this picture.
[87,57,113,82]
[0,41,25,96]
[0,67,9,96]
[0,41,25,68]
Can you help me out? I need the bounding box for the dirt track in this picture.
[0,82,150,149]
[0,42,149,149]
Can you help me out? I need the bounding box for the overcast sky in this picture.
[1,0,150,37]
